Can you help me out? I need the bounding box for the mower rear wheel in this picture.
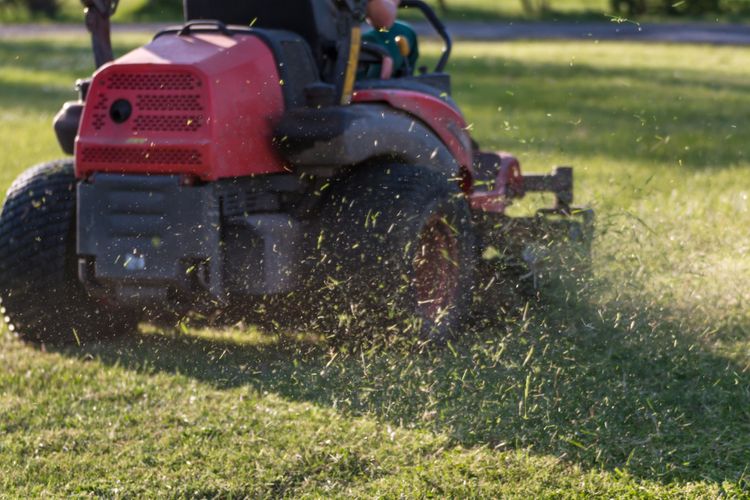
[0,160,139,344]
[317,165,476,344]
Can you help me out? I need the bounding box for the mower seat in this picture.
[183,0,342,78]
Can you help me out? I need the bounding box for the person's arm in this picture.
[367,0,399,30]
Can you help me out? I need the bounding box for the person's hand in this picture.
[367,0,400,30]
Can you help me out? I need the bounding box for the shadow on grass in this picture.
[48,289,750,487]
[0,39,107,112]
[0,79,76,113]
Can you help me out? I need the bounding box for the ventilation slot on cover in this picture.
[106,72,200,91]
[81,147,203,165]
[92,114,106,130]
[93,93,109,111]
[134,115,203,132]
[136,94,203,111]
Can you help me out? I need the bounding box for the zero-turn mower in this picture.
[0,0,592,344]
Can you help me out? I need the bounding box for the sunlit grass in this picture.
[0,36,748,496]
[438,42,750,330]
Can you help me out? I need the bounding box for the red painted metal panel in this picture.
[351,88,474,171]
[468,152,524,214]
[76,33,287,181]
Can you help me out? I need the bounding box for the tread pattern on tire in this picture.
[314,164,476,343]
[0,160,137,343]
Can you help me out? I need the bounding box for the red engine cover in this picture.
[76,32,287,180]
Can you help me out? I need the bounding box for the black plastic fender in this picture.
[274,103,461,178]
[53,101,83,156]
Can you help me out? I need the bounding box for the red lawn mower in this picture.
[0,0,592,344]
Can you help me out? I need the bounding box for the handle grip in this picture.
[178,19,232,37]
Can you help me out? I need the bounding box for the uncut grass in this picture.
[0,36,749,495]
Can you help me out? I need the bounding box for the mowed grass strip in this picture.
[0,36,748,496]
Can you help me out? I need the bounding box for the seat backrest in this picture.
[183,0,341,69]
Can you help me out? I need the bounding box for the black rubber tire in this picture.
[315,165,477,344]
[0,160,138,344]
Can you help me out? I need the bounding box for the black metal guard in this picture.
[81,0,118,68]
[399,0,452,72]
[523,167,574,209]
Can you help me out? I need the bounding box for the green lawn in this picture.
[1,35,749,496]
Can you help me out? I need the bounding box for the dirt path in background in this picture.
[431,20,750,44]
[1,20,749,45]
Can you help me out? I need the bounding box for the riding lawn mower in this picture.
[0,0,593,344]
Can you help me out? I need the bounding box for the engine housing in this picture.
[75,29,316,181]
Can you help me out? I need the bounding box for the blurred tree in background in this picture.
[0,0,748,21]
[435,0,740,16]
[0,0,59,17]
[610,0,725,15]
